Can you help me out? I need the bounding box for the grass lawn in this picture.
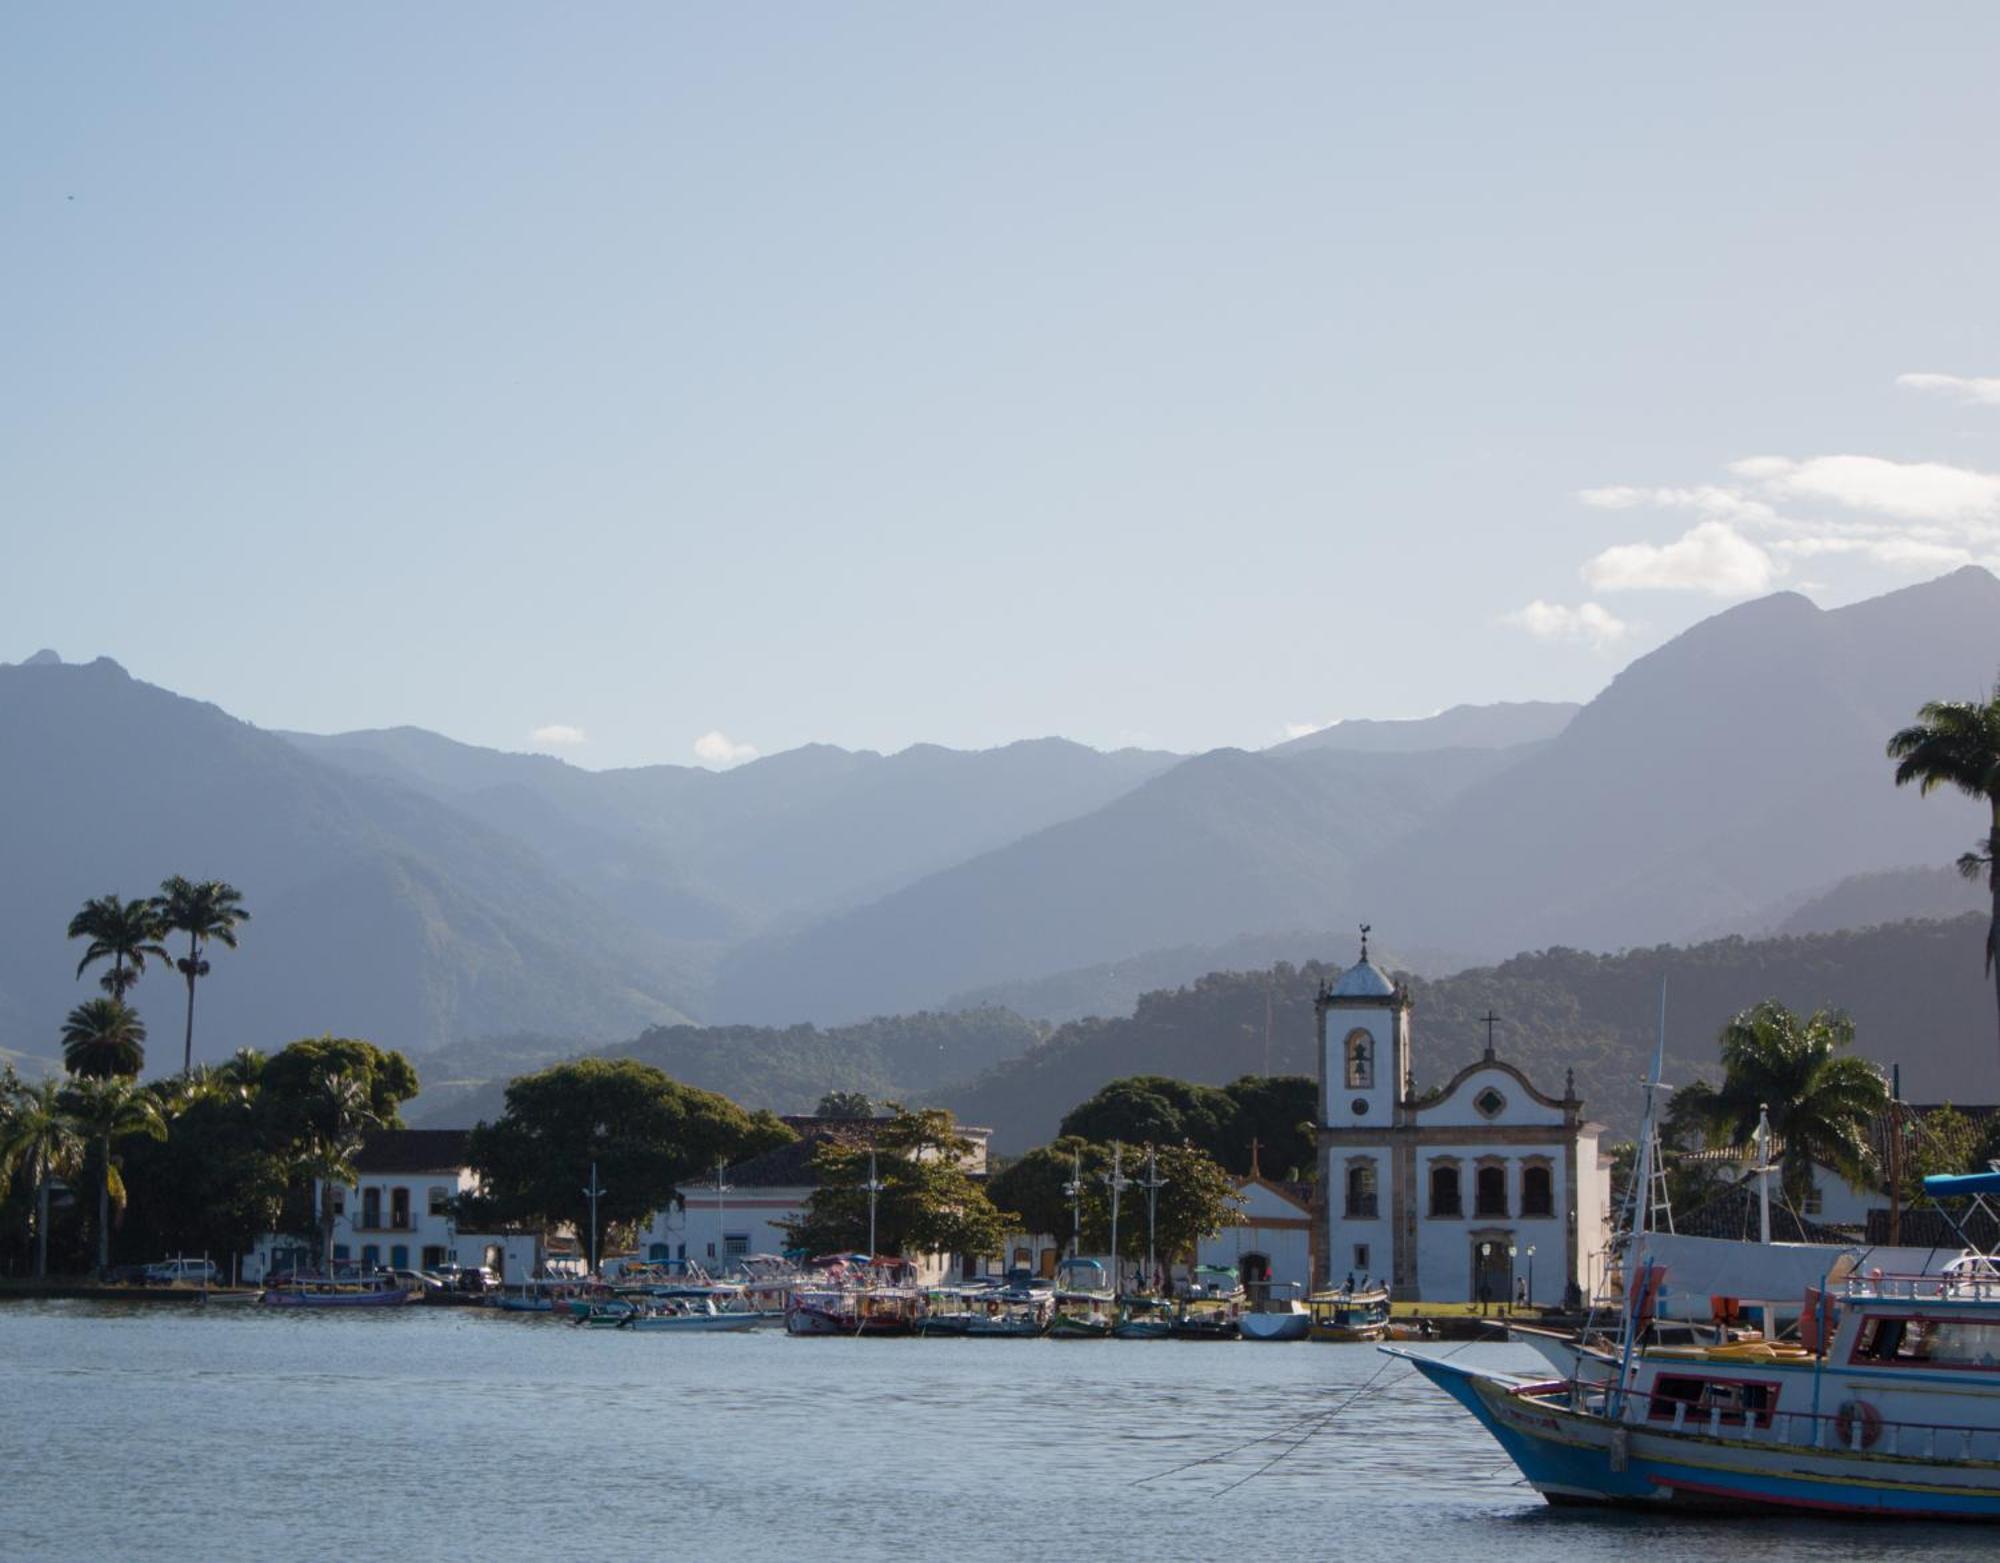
[1389,1300,1540,1319]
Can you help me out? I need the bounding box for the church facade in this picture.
[1313,942,1613,1306]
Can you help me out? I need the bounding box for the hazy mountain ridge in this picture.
[936,913,2000,1151]
[1270,700,1579,755]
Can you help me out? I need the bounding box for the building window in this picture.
[390,1245,409,1270]
[1474,1087,1507,1119]
[649,1243,672,1263]
[333,1244,351,1262]
[421,1246,447,1271]
[360,1187,381,1230]
[330,1189,346,1216]
[1522,1163,1554,1217]
[1803,1182,1823,1216]
[1353,1244,1370,1273]
[1475,1164,1508,1218]
[428,1186,451,1216]
[1430,1163,1462,1218]
[724,1233,750,1260]
[1345,1029,1374,1089]
[390,1187,411,1231]
[361,1244,380,1269]
[1345,1160,1379,1219]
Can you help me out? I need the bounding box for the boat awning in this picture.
[1922,1172,2000,1199]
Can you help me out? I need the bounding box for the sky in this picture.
[6,5,2000,770]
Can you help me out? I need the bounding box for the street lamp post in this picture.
[1526,1243,1536,1308]
[1103,1145,1130,1294]
[863,1148,885,1260]
[1507,1243,1519,1313]
[713,1158,734,1277]
[581,1162,606,1277]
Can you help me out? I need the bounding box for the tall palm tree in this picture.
[0,1079,86,1277]
[66,893,169,1001]
[61,1077,166,1272]
[1888,679,2000,1053]
[59,998,147,1080]
[301,1072,379,1273]
[1670,1001,1889,1208]
[150,877,250,1075]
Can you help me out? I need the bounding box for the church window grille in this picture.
[1474,1087,1507,1119]
[1430,1163,1462,1218]
[1522,1163,1554,1217]
[1344,1030,1374,1090]
[1475,1164,1508,1218]
[1345,1160,1379,1219]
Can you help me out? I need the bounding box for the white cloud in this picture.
[1897,372,2000,407]
[1582,520,1779,598]
[530,723,587,747]
[1579,484,1776,525]
[1503,599,1630,650]
[693,730,760,767]
[1736,454,2000,525]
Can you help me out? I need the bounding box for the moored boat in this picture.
[1172,1266,1243,1340]
[1241,1280,1311,1342]
[1112,1294,1175,1340]
[261,1271,421,1309]
[1307,1284,1391,1342]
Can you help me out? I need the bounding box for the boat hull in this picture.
[1242,1311,1311,1342]
[260,1287,420,1309]
[1391,1350,2000,1519]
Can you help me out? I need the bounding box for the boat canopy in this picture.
[1924,1172,2000,1199]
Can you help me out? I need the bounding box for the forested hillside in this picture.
[937,915,2000,1150]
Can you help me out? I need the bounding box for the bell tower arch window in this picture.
[1344,1030,1374,1090]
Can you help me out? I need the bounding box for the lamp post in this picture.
[1103,1145,1130,1295]
[1507,1243,1519,1313]
[712,1158,734,1277]
[1062,1149,1084,1262]
[1526,1243,1536,1309]
[863,1148,885,1260]
[1479,1241,1491,1314]
[581,1162,606,1277]
[1135,1147,1168,1295]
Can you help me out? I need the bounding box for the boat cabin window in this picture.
[1853,1315,2000,1369]
[1430,1164,1462,1218]
[1646,1374,1775,1427]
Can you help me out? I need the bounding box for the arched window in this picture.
[1430,1162,1462,1218]
[1345,1160,1379,1218]
[1345,1030,1374,1089]
[1522,1163,1554,1217]
[1475,1164,1508,1218]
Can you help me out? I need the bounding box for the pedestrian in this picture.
[1516,1276,1528,1310]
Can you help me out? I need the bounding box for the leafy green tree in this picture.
[1890,680,2000,1052]
[785,1105,1014,1260]
[258,1037,419,1139]
[0,1079,85,1276]
[1668,1001,1889,1208]
[60,998,148,1080]
[150,876,250,1073]
[66,894,168,1001]
[1057,1074,1316,1179]
[1896,1103,1985,1207]
[814,1090,874,1120]
[984,1136,1095,1258]
[61,1076,166,1271]
[462,1058,794,1257]
[117,1067,289,1266]
[299,1073,380,1272]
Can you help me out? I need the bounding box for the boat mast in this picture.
[1610,982,1668,1419]
[714,1157,733,1276]
[1137,1146,1167,1293]
[581,1161,606,1277]
[1754,1103,1772,1246]
[1063,1148,1083,1261]
[1104,1144,1128,1294]
[863,1147,884,1260]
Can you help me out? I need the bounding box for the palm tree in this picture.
[66,893,169,1002]
[61,1077,166,1272]
[1669,1001,1889,1209]
[150,877,250,1074]
[59,997,147,1080]
[300,1072,379,1273]
[1888,679,2000,1053]
[0,1078,86,1277]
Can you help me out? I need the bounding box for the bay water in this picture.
[5,1302,2000,1561]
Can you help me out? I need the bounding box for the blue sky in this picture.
[6,5,1999,768]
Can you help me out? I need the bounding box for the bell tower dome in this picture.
[1316,924,1413,1128]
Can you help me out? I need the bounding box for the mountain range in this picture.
[2,566,1996,1069]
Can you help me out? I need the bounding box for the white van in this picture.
[143,1258,219,1285]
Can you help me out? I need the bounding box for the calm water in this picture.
[7,1304,2000,1562]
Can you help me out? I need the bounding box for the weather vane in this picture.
[1359,922,1372,962]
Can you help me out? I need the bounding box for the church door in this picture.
[1470,1239,1512,1308]
[1240,1251,1272,1305]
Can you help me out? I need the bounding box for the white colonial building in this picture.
[1315,940,1613,1306]
[1195,1170,1315,1296]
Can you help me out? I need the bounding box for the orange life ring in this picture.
[1834,1399,1883,1450]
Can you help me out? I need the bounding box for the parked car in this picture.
[143,1258,219,1286]
[434,1264,497,1295]
[384,1268,445,1293]
[100,1263,152,1285]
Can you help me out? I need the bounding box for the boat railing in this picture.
[1843,1272,2000,1303]
[1576,1380,2000,1458]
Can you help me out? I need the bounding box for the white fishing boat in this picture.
[1241,1280,1311,1341]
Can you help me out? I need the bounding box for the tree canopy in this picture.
[462,1058,794,1247]
[783,1105,1014,1259]
[1057,1074,1315,1180]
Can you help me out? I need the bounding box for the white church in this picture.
[1315,935,1614,1306]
